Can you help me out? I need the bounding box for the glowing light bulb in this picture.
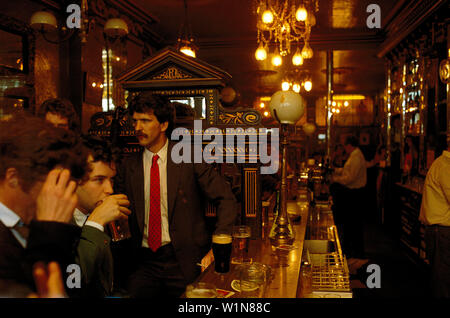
[292,48,304,66]
[304,80,312,92]
[292,83,301,93]
[272,50,282,67]
[262,10,274,24]
[255,43,267,61]
[344,101,349,107]
[295,5,307,21]
[281,81,290,91]
[180,45,196,58]
[301,42,313,59]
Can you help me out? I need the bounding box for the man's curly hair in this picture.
[37,98,80,132]
[127,92,175,137]
[79,135,122,183]
[0,114,87,192]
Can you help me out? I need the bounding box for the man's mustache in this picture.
[136,132,147,138]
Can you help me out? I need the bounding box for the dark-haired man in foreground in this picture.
[0,115,87,297]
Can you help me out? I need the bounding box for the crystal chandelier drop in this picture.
[254,0,318,66]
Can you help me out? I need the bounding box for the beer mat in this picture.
[231,280,241,292]
[230,280,259,293]
[216,288,235,298]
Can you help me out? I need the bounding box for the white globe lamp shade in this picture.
[104,18,129,37]
[303,122,316,135]
[269,90,306,124]
[30,11,57,31]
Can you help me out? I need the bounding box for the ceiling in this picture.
[133,0,399,106]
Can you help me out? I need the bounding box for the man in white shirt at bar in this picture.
[419,133,450,298]
[332,135,367,260]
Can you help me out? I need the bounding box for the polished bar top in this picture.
[193,207,309,298]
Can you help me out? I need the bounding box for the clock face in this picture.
[439,59,450,84]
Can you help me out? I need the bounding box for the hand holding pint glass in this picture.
[211,232,232,273]
[88,194,132,242]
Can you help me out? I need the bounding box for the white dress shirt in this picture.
[142,139,170,248]
[0,201,27,248]
[73,208,104,232]
[419,151,450,226]
[333,147,367,189]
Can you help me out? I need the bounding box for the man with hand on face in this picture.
[73,136,130,297]
[0,114,87,297]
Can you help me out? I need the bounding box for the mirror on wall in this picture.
[170,96,206,120]
[0,28,27,74]
[0,14,34,116]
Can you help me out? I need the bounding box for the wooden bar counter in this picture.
[193,207,310,298]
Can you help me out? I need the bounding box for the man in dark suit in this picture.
[72,136,130,297]
[115,93,237,297]
[0,115,87,297]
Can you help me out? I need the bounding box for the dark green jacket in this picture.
[74,219,114,298]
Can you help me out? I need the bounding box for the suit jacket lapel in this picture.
[129,153,146,234]
[0,221,24,251]
[167,142,181,223]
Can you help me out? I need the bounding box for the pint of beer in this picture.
[231,225,251,264]
[108,218,131,242]
[211,233,232,273]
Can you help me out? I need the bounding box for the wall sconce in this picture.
[104,18,129,38]
[30,1,128,44]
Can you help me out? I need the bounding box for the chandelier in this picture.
[254,0,319,66]
[281,69,312,92]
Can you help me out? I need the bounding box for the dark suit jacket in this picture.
[0,220,81,297]
[115,141,237,284]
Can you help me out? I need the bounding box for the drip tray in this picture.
[303,238,352,297]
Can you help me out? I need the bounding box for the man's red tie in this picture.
[148,154,161,252]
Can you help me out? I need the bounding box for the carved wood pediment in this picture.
[117,46,231,88]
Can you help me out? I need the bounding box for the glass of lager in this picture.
[212,232,232,273]
[231,225,251,264]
